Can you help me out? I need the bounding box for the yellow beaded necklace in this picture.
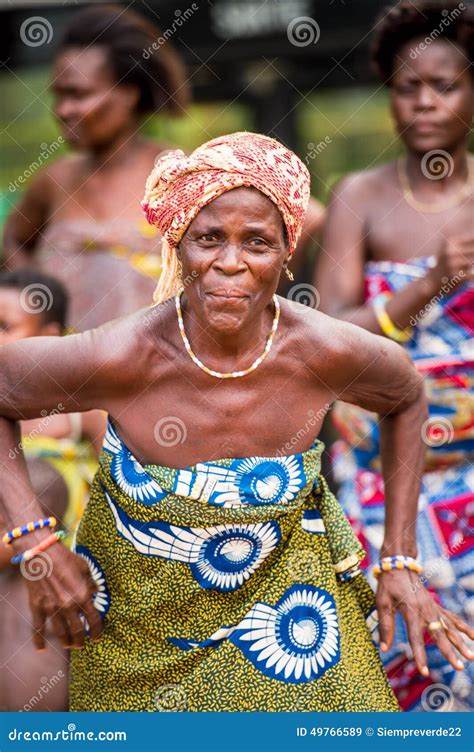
[175,291,280,379]
[398,155,474,214]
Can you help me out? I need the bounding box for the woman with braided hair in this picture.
[0,132,472,711]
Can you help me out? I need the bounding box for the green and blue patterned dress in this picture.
[69,418,400,712]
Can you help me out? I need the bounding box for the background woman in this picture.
[316,0,473,710]
[2,4,190,332]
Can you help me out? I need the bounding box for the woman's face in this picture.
[178,187,289,334]
[390,38,473,153]
[51,46,139,149]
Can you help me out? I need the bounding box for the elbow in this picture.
[390,371,428,420]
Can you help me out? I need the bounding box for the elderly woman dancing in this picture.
[0,133,472,712]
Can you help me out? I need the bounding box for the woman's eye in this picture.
[437,83,456,93]
[247,238,267,247]
[396,84,416,95]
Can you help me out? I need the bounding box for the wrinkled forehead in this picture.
[189,186,286,233]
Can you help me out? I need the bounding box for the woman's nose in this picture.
[414,85,437,110]
[54,98,77,121]
[215,243,246,273]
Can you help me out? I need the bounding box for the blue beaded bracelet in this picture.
[2,516,56,545]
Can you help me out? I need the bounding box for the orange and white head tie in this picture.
[141,132,311,305]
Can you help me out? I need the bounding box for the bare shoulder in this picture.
[331,163,396,205]
[280,297,407,381]
[106,299,180,375]
[41,154,84,184]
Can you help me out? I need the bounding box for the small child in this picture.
[0,269,107,710]
[0,269,106,455]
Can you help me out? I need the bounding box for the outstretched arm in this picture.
[325,319,474,675]
[0,323,124,650]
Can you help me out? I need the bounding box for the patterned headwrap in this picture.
[142,132,311,304]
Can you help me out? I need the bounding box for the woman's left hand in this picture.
[375,569,474,676]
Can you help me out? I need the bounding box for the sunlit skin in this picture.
[1,186,472,677]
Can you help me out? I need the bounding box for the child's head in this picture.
[0,270,69,345]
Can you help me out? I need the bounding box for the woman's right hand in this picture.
[427,235,474,292]
[15,536,103,651]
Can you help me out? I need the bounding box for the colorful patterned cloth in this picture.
[142,132,310,257]
[69,418,399,711]
[332,256,474,711]
[22,435,98,548]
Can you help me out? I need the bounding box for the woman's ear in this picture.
[120,83,141,115]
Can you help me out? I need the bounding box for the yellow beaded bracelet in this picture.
[373,555,423,579]
[2,516,57,545]
[372,292,413,343]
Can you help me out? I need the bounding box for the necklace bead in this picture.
[175,292,280,379]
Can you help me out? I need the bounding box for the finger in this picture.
[378,604,395,652]
[402,605,429,676]
[443,618,474,662]
[82,600,103,642]
[49,612,74,649]
[429,627,464,671]
[444,611,474,642]
[31,608,47,651]
[66,609,87,649]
